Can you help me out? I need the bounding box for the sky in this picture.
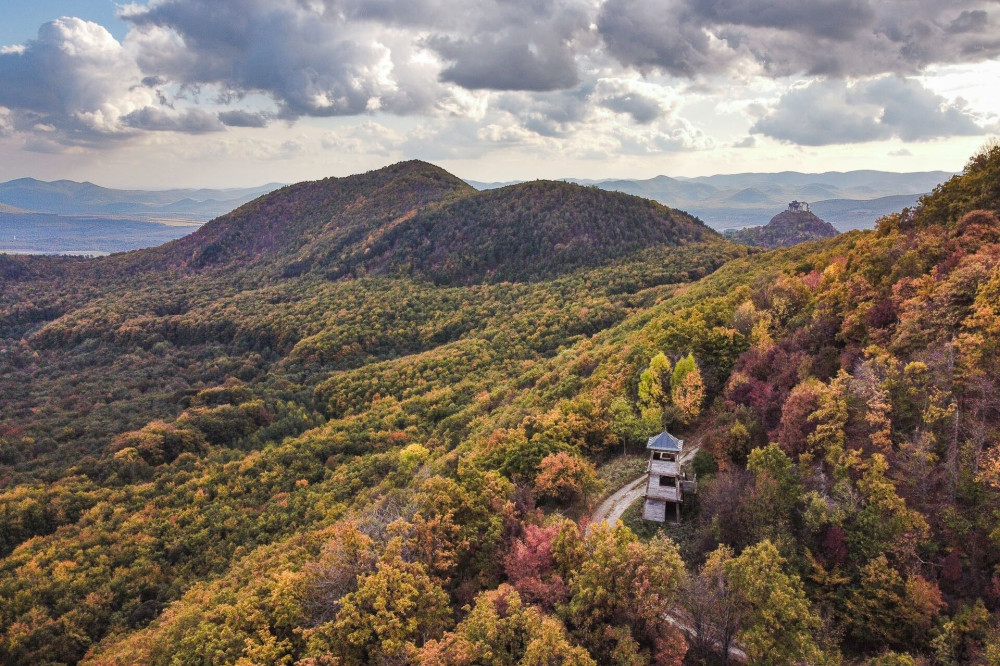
[0,0,998,188]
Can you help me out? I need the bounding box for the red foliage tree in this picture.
[504,523,569,611]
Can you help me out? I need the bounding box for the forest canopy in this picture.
[2,148,1000,664]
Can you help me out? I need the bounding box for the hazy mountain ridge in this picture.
[468,169,951,232]
[0,178,283,219]
[1,170,948,256]
[0,178,285,256]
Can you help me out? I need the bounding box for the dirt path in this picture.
[589,474,647,529]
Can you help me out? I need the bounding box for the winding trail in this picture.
[590,474,647,528]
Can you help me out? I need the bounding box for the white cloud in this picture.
[0,17,236,146]
[322,121,403,155]
[0,107,12,137]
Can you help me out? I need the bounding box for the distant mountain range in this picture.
[1,169,953,255]
[468,169,953,232]
[0,178,282,219]
[0,178,283,255]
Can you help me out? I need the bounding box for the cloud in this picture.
[751,76,984,145]
[592,79,669,124]
[0,107,12,137]
[400,119,502,159]
[0,17,227,145]
[948,10,989,34]
[598,92,664,124]
[124,107,224,132]
[218,110,272,128]
[597,0,1000,79]
[120,0,596,111]
[494,89,592,137]
[336,0,594,92]
[123,1,424,118]
[598,0,728,77]
[0,18,152,138]
[429,33,581,92]
[322,121,403,156]
[426,0,591,91]
[611,119,712,154]
[0,0,998,160]
[691,0,876,41]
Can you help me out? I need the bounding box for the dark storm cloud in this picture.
[597,0,1000,78]
[598,0,728,77]
[751,76,984,145]
[690,0,875,41]
[430,34,581,91]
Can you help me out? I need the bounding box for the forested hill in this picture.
[349,179,716,284]
[3,147,1000,665]
[111,160,716,283]
[726,206,839,249]
[150,159,477,274]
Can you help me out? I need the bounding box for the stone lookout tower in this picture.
[642,431,694,524]
[788,200,810,212]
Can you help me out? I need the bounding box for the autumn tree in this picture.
[746,443,803,544]
[321,539,452,665]
[850,453,929,565]
[844,555,944,650]
[639,352,672,412]
[417,584,595,666]
[806,371,851,458]
[773,378,823,457]
[681,545,743,665]
[609,396,648,453]
[304,521,379,623]
[110,420,206,466]
[723,539,824,665]
[504,523,569,611]
[638,352,672,428]
[564,523,687,665]
[532,451,601,507]
[670,353,705,425]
